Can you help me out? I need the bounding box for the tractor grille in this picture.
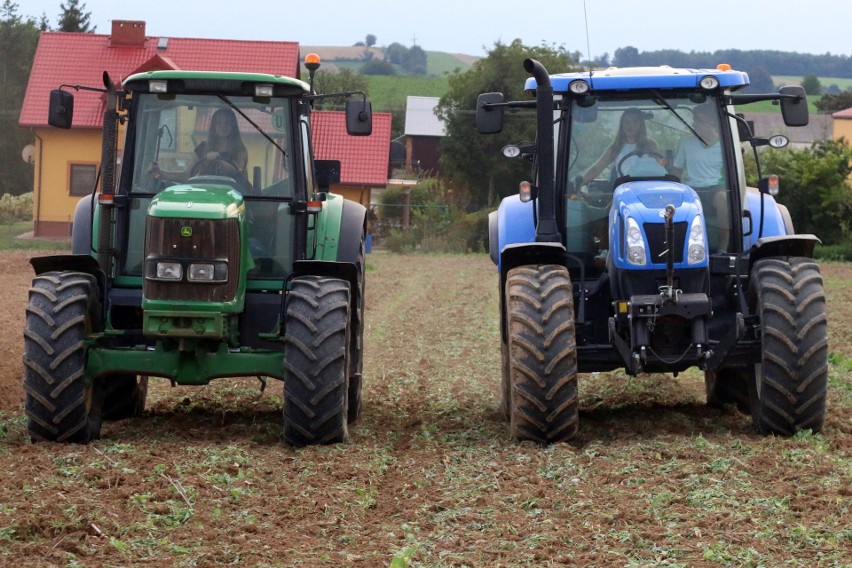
[643,222,687,264]
[143,217,240,302]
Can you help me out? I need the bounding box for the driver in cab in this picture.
[579,107,660,187]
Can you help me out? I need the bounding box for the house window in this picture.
[69,163,98,196]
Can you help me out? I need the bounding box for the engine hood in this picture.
[148,185,245,220]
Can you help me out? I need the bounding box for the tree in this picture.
[801,75,822,95]
[748,139,852,245]
[365,34,376,48]
[310,69,369,110]
[360,58,396,76]
[57,0,94,32]
[436,40,580,207]
[613,46,640,67]
[743,66,775,93]
[386,42,407,65]
[0,0,41,196]
[401,44,427,75]
[815,91,852,113]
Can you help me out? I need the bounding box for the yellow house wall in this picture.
[833,118,852,142]
[33,128,102,229]
[332,185,370,205]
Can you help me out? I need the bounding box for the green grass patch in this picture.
[364,75,450,111]
[0,222,70,251]
[774,75,852,91]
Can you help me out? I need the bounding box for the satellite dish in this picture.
[22,144,35,165]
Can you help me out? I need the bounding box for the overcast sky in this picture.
[21,0,852,60]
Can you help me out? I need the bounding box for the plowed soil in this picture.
[0,250,850,567]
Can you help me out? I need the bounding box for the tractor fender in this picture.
[495,195,537,272]
[336,198,367,265]
[747,234,821,269]
[743,188,789,248]
[71,195,95,255]
[312,194,366,263]
[497,241,568,341]
[488,210,499,265]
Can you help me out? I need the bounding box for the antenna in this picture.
[582,0,593,76]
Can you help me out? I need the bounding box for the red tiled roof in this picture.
[833,107,852,119]
[20,30,300,128]
[312,111,391,187]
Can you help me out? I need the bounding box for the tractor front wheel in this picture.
[748,257,828,435]
[23,272,103,443]
[505,265,579,443]
[282,276,351,446]
[101,375,148,420]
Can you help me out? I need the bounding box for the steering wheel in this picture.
[573,175,613,210]
[616,150,666,177]
[190,156,242,179]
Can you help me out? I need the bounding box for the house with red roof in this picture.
[20,21,390,237]
[832,106,852,143]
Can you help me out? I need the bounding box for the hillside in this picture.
[301,45,476,76]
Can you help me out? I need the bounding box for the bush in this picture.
[377,179,491,254]
[0,192,33,224]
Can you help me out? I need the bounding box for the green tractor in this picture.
[24,57,373,446]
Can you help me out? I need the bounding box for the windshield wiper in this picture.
[650,90,708,146]
[217,94,288,157]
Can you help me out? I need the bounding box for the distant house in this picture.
[831,107,852,142]
[19,21,389,238]
[403,96,445,174]
[312,110,392,205]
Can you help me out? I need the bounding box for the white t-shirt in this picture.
[674,137,723,187]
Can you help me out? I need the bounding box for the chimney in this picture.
[110,20,146,47]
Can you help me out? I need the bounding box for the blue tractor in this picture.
[477,60,828,443]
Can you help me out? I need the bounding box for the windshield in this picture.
[121,94,297,280]
[128,94,294,197]
[562,94,731,267]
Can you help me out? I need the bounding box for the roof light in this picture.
[255,84,274,97]
[716,63,732,71]
[304,53,321,71]
[149,80,168,93]
[569,80,590,94]
[699,75,720,90]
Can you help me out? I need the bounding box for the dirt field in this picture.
[0,251,850,567]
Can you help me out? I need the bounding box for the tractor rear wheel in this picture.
[499,335,510,421]
[705,367,750,413]
[101,375,148,420]
[505,265,579,443]
[23,272,103,443]
[347,236,366,423]
[282,276,351,446]
[748,257,828,435]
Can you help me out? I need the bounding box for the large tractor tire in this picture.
[748,257,828,435]
[23,272,103,443]
[705,367,750,413]
[101,375,148,421]
[505,265,579,443]
[347,236,366,423]
[282,276,351,446]
[499,336,511,421]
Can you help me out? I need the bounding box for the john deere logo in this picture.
[181,226,192,237]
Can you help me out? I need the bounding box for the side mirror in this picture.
[476,92,505,134]
[48,89,74,129]
[742,210,753,237]
[315,159,341,190]
[779,86,809,127]
[345,98,372,136]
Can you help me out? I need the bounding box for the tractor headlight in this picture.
[155,261,183,280]
[188,263,215,281]
[626,217,647,266]
[687,217,707,264]
[188,262,228,283]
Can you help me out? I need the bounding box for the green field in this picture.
[774,75,852,91]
